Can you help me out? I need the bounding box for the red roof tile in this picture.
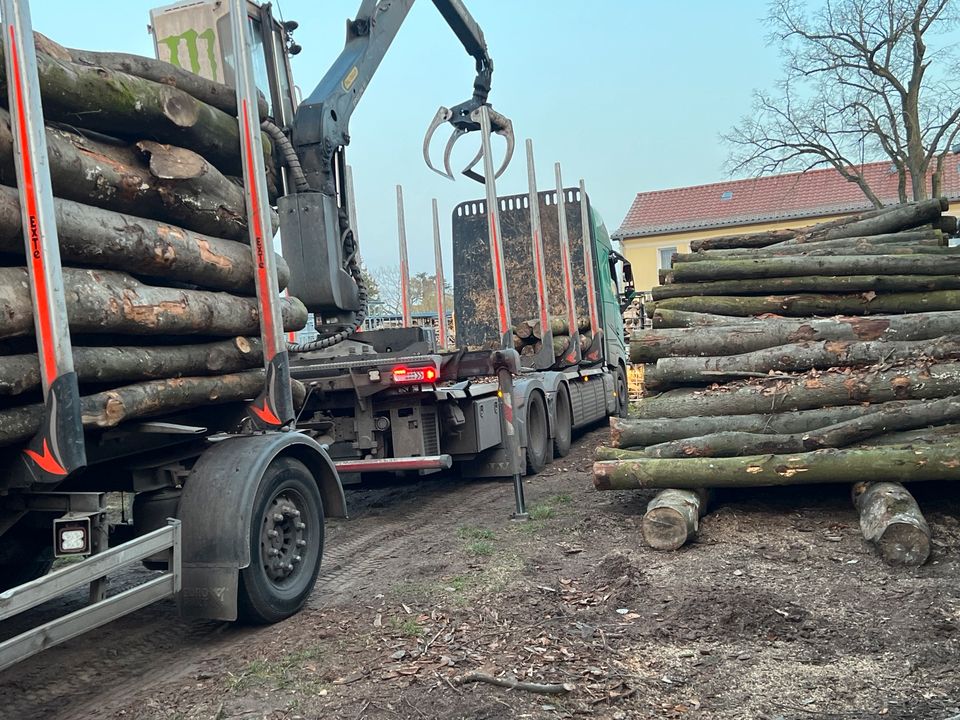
[614,160,960,239]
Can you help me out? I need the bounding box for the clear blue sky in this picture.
[31,1,780,276]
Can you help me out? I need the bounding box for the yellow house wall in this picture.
[620,213,853,292]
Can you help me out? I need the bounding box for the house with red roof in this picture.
[613,160,960,291]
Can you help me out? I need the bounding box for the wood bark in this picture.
[0,108,256,242]
[652,274,960,301]
[859,423,960,446]
[36,34,270,118]
[631,311,960,362]
[642,489,709,551]
[688,199,945,251]
[668,255,960,284]
[853,481,930,566]
[0,370,293,447]
[592,441,960,491]
[673,231,943,262]
[612,396,960,459]
[650,309,745,329]
[647,291,960,318]
[0,337,262,396]
[632,361,960,419]
[609,404,884,448]
[643,337,960,388]
[0,267,307,339]
[0,185,286,293]
[0,42,274,179]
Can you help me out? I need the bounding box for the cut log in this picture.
[553,335,570,356]
[0,186,286,293]
[632,361,960,419]
[644,337,960,387]
[592,441,960,491]
[0,370,289,446]
[642,489,710,551]
[0,43,274,179]
[859,423,960,446]
[513,320,537,340]
[652,274,960,301]
[689,199,945,251]
[549,316,592,335]
[0,267,307,339]
[936,214,959,235]
[673,231,943,262]
[0,108,257,242]
[651,309,745,329]
[667,254,960,284]
[853,481,930,566]
[609,405,885,448]
[36,34,270,118]
[0,337,262,396]
[647,291,960,318]
[619,396,960,458]
[631,311,960,362]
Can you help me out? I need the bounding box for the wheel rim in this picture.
[259,487,310,587]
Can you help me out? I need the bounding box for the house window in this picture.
[657,246,678,270]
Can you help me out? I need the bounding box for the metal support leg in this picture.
[88,508,108,604]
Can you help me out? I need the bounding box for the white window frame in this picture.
[656,245,678,270]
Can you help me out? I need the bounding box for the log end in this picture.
[877,522,931,566]
[642,507,690,551]
[593,462,613,491]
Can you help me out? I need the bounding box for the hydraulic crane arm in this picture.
[282,0,514,346]
[291,0,511,194]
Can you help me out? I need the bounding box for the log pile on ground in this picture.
[596,199,960,565]
[0,34,306,448]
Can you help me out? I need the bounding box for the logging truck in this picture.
[0,0,631,670]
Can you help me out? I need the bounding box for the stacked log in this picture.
[513,315,592,359]
[598,199,960,564]
[0,36,305,450]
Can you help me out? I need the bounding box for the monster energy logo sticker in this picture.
[157,28,219,81]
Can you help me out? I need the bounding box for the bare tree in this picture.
[725,0,960,206]
[369,264,402,316]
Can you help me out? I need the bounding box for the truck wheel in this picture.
[616,365,629,418]
[553,385,572,458]
[237,456,324,624]
[525,392,549,475]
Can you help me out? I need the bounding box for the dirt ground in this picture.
[3,424,960,720]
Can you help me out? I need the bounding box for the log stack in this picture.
[596,199,960,565]
[0,35,307,449]
[513,316,593,359]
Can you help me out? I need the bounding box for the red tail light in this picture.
[392,365,438,384]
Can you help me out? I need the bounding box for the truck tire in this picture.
[237,456,324,624]
[0,524,54,592]
[525,391,549,475]
[616,365,629,418]
[553,385,572,458]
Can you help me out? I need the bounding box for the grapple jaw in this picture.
[423,101,514,183]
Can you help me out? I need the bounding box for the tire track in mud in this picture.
[0,474,515,718]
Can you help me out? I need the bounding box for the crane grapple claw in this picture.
[423,103,515,183]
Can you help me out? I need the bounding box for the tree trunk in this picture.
[553,335,570,356]
[0,186,286,294]
[674,231,943,262]
[642,489,710,551]
[858,423,960,447]
[650,309,746,328]
[0,337,262,396]
[688,199,945,251]
[592,441,960,491]
[615,396,960,458]
[0,107,257,242]
[0,267,307,339]
[935,215,958,235]
[648,290,960,318]
[668,254,960,284]
[37,35,270,119]
[632,361,960,419]
[0,43,274,180]
[609,404,885,448]
[653,273,960,301]
[0,370,288,446]
[644,337,960,387]
[853,481,930,566]
[674,242,953,265]
[631,310,960,362]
